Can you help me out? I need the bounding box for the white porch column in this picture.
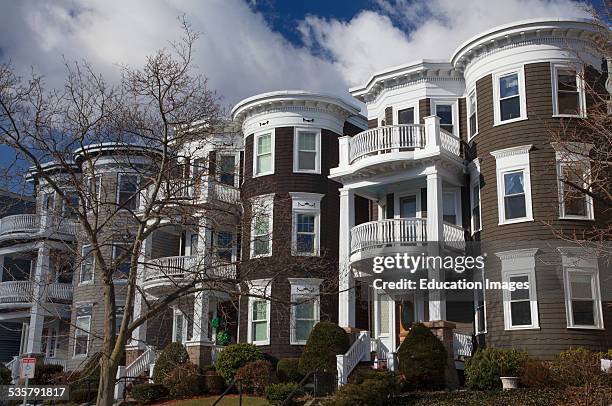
[26,243,50,354]
[128,235,152,349]
[338,188,355,328]
[426,170,446,321]
[338,136,351,168]
[424,115,441,150]
[190,289,211,343]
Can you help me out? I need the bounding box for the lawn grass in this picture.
[157,394,269,406]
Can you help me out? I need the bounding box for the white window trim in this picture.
[116,173,140,211]
[474,267,487,334]
[496,249,540,331]
[246,279,272,346]
[253,129,275,177]
[217,152,241,187]
[558,248,604,330]
[467,88,478,140]
[73,314,91,357]
[552,142,594,221]
[395,103,419,125]
[250,194,274,259]
[551,63,586,118]
[468,159,482,234]
[431,99,460,137]
[493,66,528,126]
[491,145,534,225]
[214,230,238,262]
[79,244,94,285]
[172,308,188,343]
[289,192,324,256]
[112,243,131,283]
[289,278,322,345]
[293,128,321,174]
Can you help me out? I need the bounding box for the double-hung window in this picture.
[80,245,94,284]
[112,244,131,280]
[62,191,80,219]
[117,174,140,211]
[215,231,234,261]
[289,193,323,256]
[247,279,271,345]
[432,101,456,135]
[552,64,585,117]
[497,249,539,330]
[74,305,92,357]
[289,278,321,345]
[295,214,316,254]
[219,155,237,186]
[552,142,594,220]
[494,67,527,124]
[491,145,533,225]
[468,89,478,139]
[251,195,274,258]
[254,131,274,176]
[397,107,415,124]
[294,129,320,173]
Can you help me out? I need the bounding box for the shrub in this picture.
[130,383,168,404]
[152,342,189,384]
[550,347,610,388]
[203,368,225,395]
[520,359,552,388]
[71,388,98,404]
[266,382,303,406]
[0,363,12,385]
[32,363,64,385]
[298,322,349,375]
[326,372,400,406]
[396,323,448,390]
[234,360,273,396]
[162,362,203,398]
[277,358,303,383]
[465,347,528,390]
[400,388,566,406]
[214,343,263,384]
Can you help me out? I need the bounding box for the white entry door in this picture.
[374,292,396,359]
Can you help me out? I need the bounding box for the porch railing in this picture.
[337,331,370,386]
[350,218,427,254]
[0,214,78,239]
[349,124,426,163]
[440,128,461,156]
[453,331,473,358]
[143,255,237,287]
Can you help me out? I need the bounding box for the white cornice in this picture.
[490,144,533,160]
[495,248,539,261]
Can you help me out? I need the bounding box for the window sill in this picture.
[504,326,540,331]
[293,169,321,175]
[250,340,270,346]
[566,325,604,330]
[78,281,94,286]
[553,114,585,119]
[493,116,528,127]
[250,253,272,259]
[252,172,274,178]
[290,341,307,346]
[559,215,594,221]
[498,217,534,226]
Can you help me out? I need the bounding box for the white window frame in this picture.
[288,278,322,345]
[86,175,102,212]
[73,308,91,357]
[218,152,240,187]
[293,128,321,174]
[116,173,140,211]
[172,308,188,343]
[559,248,604,330]
[493,66,528,126]
[79,244,94,284]
[467,88,478,140]
[551,63,586,118]
[431,99,459,137]
[395,102,419,125]
[112,243,131,282]
[247,279,271,346]
[253,129,275,177]
[474,267,487,334]
[496,249,540,331]
[289,192,323,256]
[250,194,274,259]
[214,230,237,262]
[468,159,482,234]
[491,145,534,225]
[552,142,594,220]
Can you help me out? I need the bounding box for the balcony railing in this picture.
[349,124,425,163]
[143,255,237,289]
[440,128,461,156]
[0,214,78,239]
[350,218,428,254]
[142,179,240,209]
[0,281,73,304]
[453,331,473,358]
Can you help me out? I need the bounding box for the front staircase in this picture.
[336,331,371,386]
[114,346,159,399]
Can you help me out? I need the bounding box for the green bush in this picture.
[277,358,303,383]
[326,372,400,406]
[396,323,448,390]
[234,360,272,396]
[400,388,566,406]
[162,362,204,398]
[550,347,609,388]
[465,347,528,390]
[298,322,349,374]
[214,343,263,384]
[520,359,552,388]
[71,388,98,404]
[152,342,189,384]
[130,383,169,404]
[266,382,303,406]
[32,363,63,385]
[0,363,12,385]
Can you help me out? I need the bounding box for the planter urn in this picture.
[500,376,519,390]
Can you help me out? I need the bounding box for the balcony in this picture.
[141,179,240,212]
[142,255,236,297]
[0,214,78,242]
[0,281,73,307]
[349,218,466,265]
[330,117,463,182]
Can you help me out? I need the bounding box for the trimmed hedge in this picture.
[130,383,168,404]
[152,342,189,384]
[465,347,528,390]
[298,322,349,374]
[0,363,12,385]
[277,358,303,383]
[214,343,263,384]
[519,359,552,388]
[162,362,204,398]
[397,323,447,390]
[266,382,303,406]
[398,388,566,406]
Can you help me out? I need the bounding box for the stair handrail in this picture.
[337,330,370,386]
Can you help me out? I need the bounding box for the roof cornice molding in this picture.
[495,248,539,261]
[490,144,533,160]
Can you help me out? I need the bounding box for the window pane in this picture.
[557,70,577,91]
[119,175,139,210]
[298,132,316,151]
[562,168,587,216]
[436,104,453,125]
[254,237,270,256]
[252,301,267,320]
[443,193,456,224]
[298,151,316,170]
[572,300,595,326]
[295,300,314,319]
[398,108,414,124]
[470,114,477,136]
[499,74,519,98]
[558,91,579,115]
[113,245,131,278]
[570,273,593,299]
[254,216,269,236]
[504,172,525,195]
[257,154,271,174]
[400,196,416,218]
[296,320,315,341]
[252,321,267,341]
[297,234,314,253]
[504,195,527,219]
[500,96,521,121]
[509,276,530,300]
[472,206,481,230]
[510,301,532,326]
[297,214,315,233]
[257,134,271,154]
[219,155,236,186]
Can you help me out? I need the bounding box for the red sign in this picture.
[20,357,36,379]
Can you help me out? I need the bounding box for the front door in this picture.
[397,297,416,344]
[374,293,395,359]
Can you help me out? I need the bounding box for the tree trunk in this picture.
[97,357,118,406]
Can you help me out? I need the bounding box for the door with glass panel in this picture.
[374,293,394,359]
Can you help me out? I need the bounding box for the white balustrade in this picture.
[350,218,427,254]
[0,281,73,304]
[143,255,236,287]
[440,129,461,156]
[43,357,67,369]
[443,222,466,251]
[209,182,240,204]
[453,332,473,358]
[115,346,159,399]
[0,214,78,239]
[48,283,74,301]
[349,125,426,163]
[337,331,370,386]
